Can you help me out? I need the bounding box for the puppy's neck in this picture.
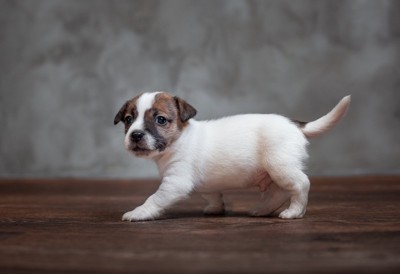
[152,119,197,174]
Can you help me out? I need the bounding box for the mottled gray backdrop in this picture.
[1,0,399,178]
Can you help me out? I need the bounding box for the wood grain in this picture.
[0,177,399,273]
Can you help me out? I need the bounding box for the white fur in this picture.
[122,94,351,221]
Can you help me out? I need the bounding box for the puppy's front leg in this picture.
[122,176,193,222]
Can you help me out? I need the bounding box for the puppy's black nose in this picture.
[131,130,145,142]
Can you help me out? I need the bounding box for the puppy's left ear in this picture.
[114,102,128,125]
[174,96,197,122]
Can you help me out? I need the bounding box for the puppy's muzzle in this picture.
[131,130,145,143]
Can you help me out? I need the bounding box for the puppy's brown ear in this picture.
[114,102,128,125]
[174,96,197,122]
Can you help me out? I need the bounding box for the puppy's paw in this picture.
[203,204,225,215]
[122,206,160,222]
[278,208,304,219]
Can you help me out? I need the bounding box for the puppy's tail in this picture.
[296,95,351,138]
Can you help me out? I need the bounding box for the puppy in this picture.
[114,92,351,221]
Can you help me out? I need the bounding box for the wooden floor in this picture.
[0,177,399,273]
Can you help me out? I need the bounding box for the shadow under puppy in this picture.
[114,92,351,221]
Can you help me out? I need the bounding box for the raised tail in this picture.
[299,95,351,138]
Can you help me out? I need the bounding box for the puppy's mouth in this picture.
[130,144,152,153]
[126,138,167,156]
[132,146,151,152]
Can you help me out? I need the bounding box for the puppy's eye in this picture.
[155,116,167,125]
[125,116,134,125]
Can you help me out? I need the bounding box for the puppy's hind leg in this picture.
[271,169,310,219]
[201,193,225,215]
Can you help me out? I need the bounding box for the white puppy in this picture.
[114,92,351,221]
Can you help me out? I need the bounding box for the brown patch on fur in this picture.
[142,92,196,151]
[152,92,197,129]
[144,93,179,151]
[114,95,140,133]
[153,93,179,122]
[174,96,197,127]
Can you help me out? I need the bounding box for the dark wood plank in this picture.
[0,177,399,273]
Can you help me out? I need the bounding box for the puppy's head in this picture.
[114,91,197,158]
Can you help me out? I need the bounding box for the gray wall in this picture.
[1,0,399,178]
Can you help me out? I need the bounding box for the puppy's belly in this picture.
[195,170,269,193]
